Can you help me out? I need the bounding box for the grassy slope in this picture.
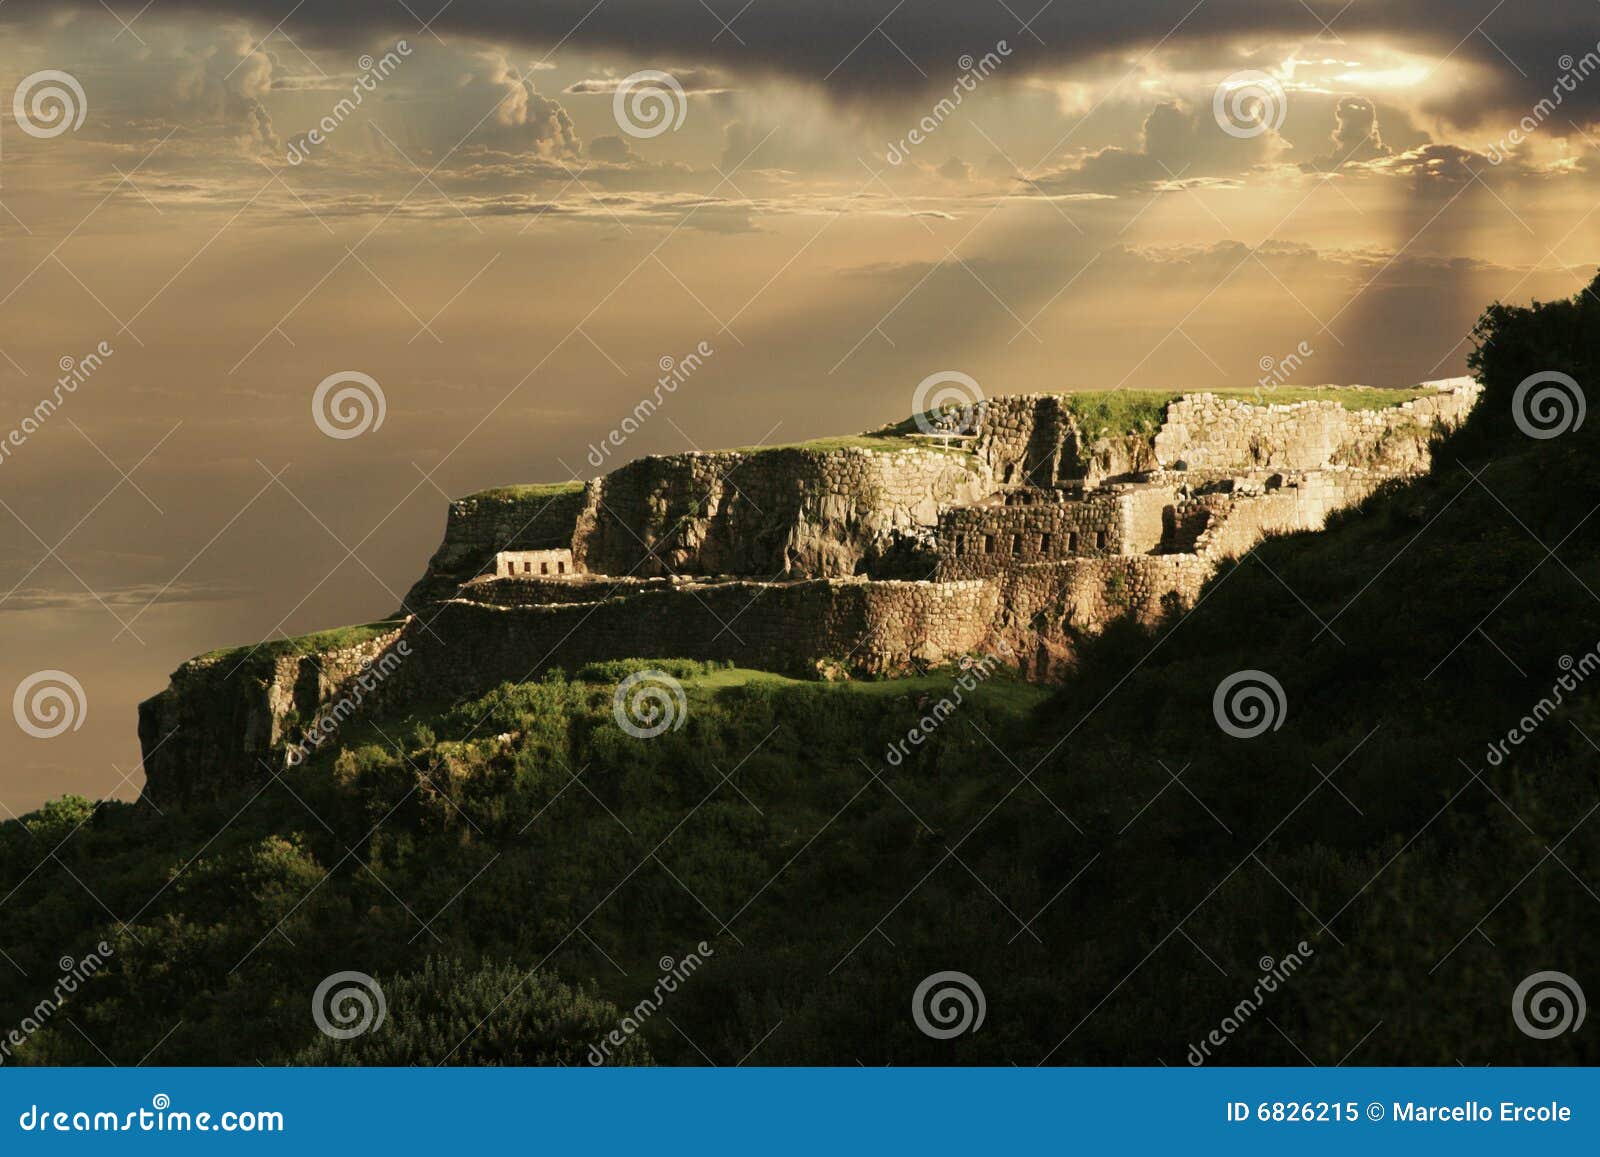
[3,294,1597,1066]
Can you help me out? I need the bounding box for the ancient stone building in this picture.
[494,548,579,578]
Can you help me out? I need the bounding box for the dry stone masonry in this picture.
[139,381,1480,802]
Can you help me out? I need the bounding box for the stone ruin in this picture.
[494,548,581,578]
[138,382,1481,802]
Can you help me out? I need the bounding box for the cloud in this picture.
[3,0,1594,127]
[587,134,635,163]
[937,156,973,181]
[0,583,244,614]
[455,49,579,156]
[67,24,283,152]
[1304,96,1390,171]
[1363,143,1488,185]
[563,67,732,96]
[1025,100,1279,194]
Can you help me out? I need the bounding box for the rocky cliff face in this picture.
[138,626,406,805]
[572,446,991,579]
[401,445,993,609]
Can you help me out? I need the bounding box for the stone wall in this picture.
[571,446,990,579]
[386,578,999,700]
[1153,385,1480,475]
[1186,471,1385,560]
[934,492,1124,578]
[983,556,1214,676]
[399,383,1480,610]
[970,395,1077,486]
[495,548,579,578]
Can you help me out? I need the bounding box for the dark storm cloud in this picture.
[9,0,1600,124]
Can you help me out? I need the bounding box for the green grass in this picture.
[725,433,972,456]
[462,480,586,503]
[1218,385,1432,409]
[197,621,402,666]
[1061,390,1181,441]
[1059,385,1434,443]
[685,664,1052,713]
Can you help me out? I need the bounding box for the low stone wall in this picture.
[389,578,1000,703]
[1188,469,1391,560]
[460,575,660,606]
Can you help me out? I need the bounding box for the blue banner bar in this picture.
[2,1068,1597,1153]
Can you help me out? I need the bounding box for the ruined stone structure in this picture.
[494,548,579,578]
[140,382,1480,802]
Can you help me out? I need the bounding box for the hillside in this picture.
[3,281,1599,1066]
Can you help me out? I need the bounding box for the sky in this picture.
[2,0,1599,812]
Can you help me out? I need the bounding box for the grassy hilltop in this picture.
[3,282,1598,1066]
